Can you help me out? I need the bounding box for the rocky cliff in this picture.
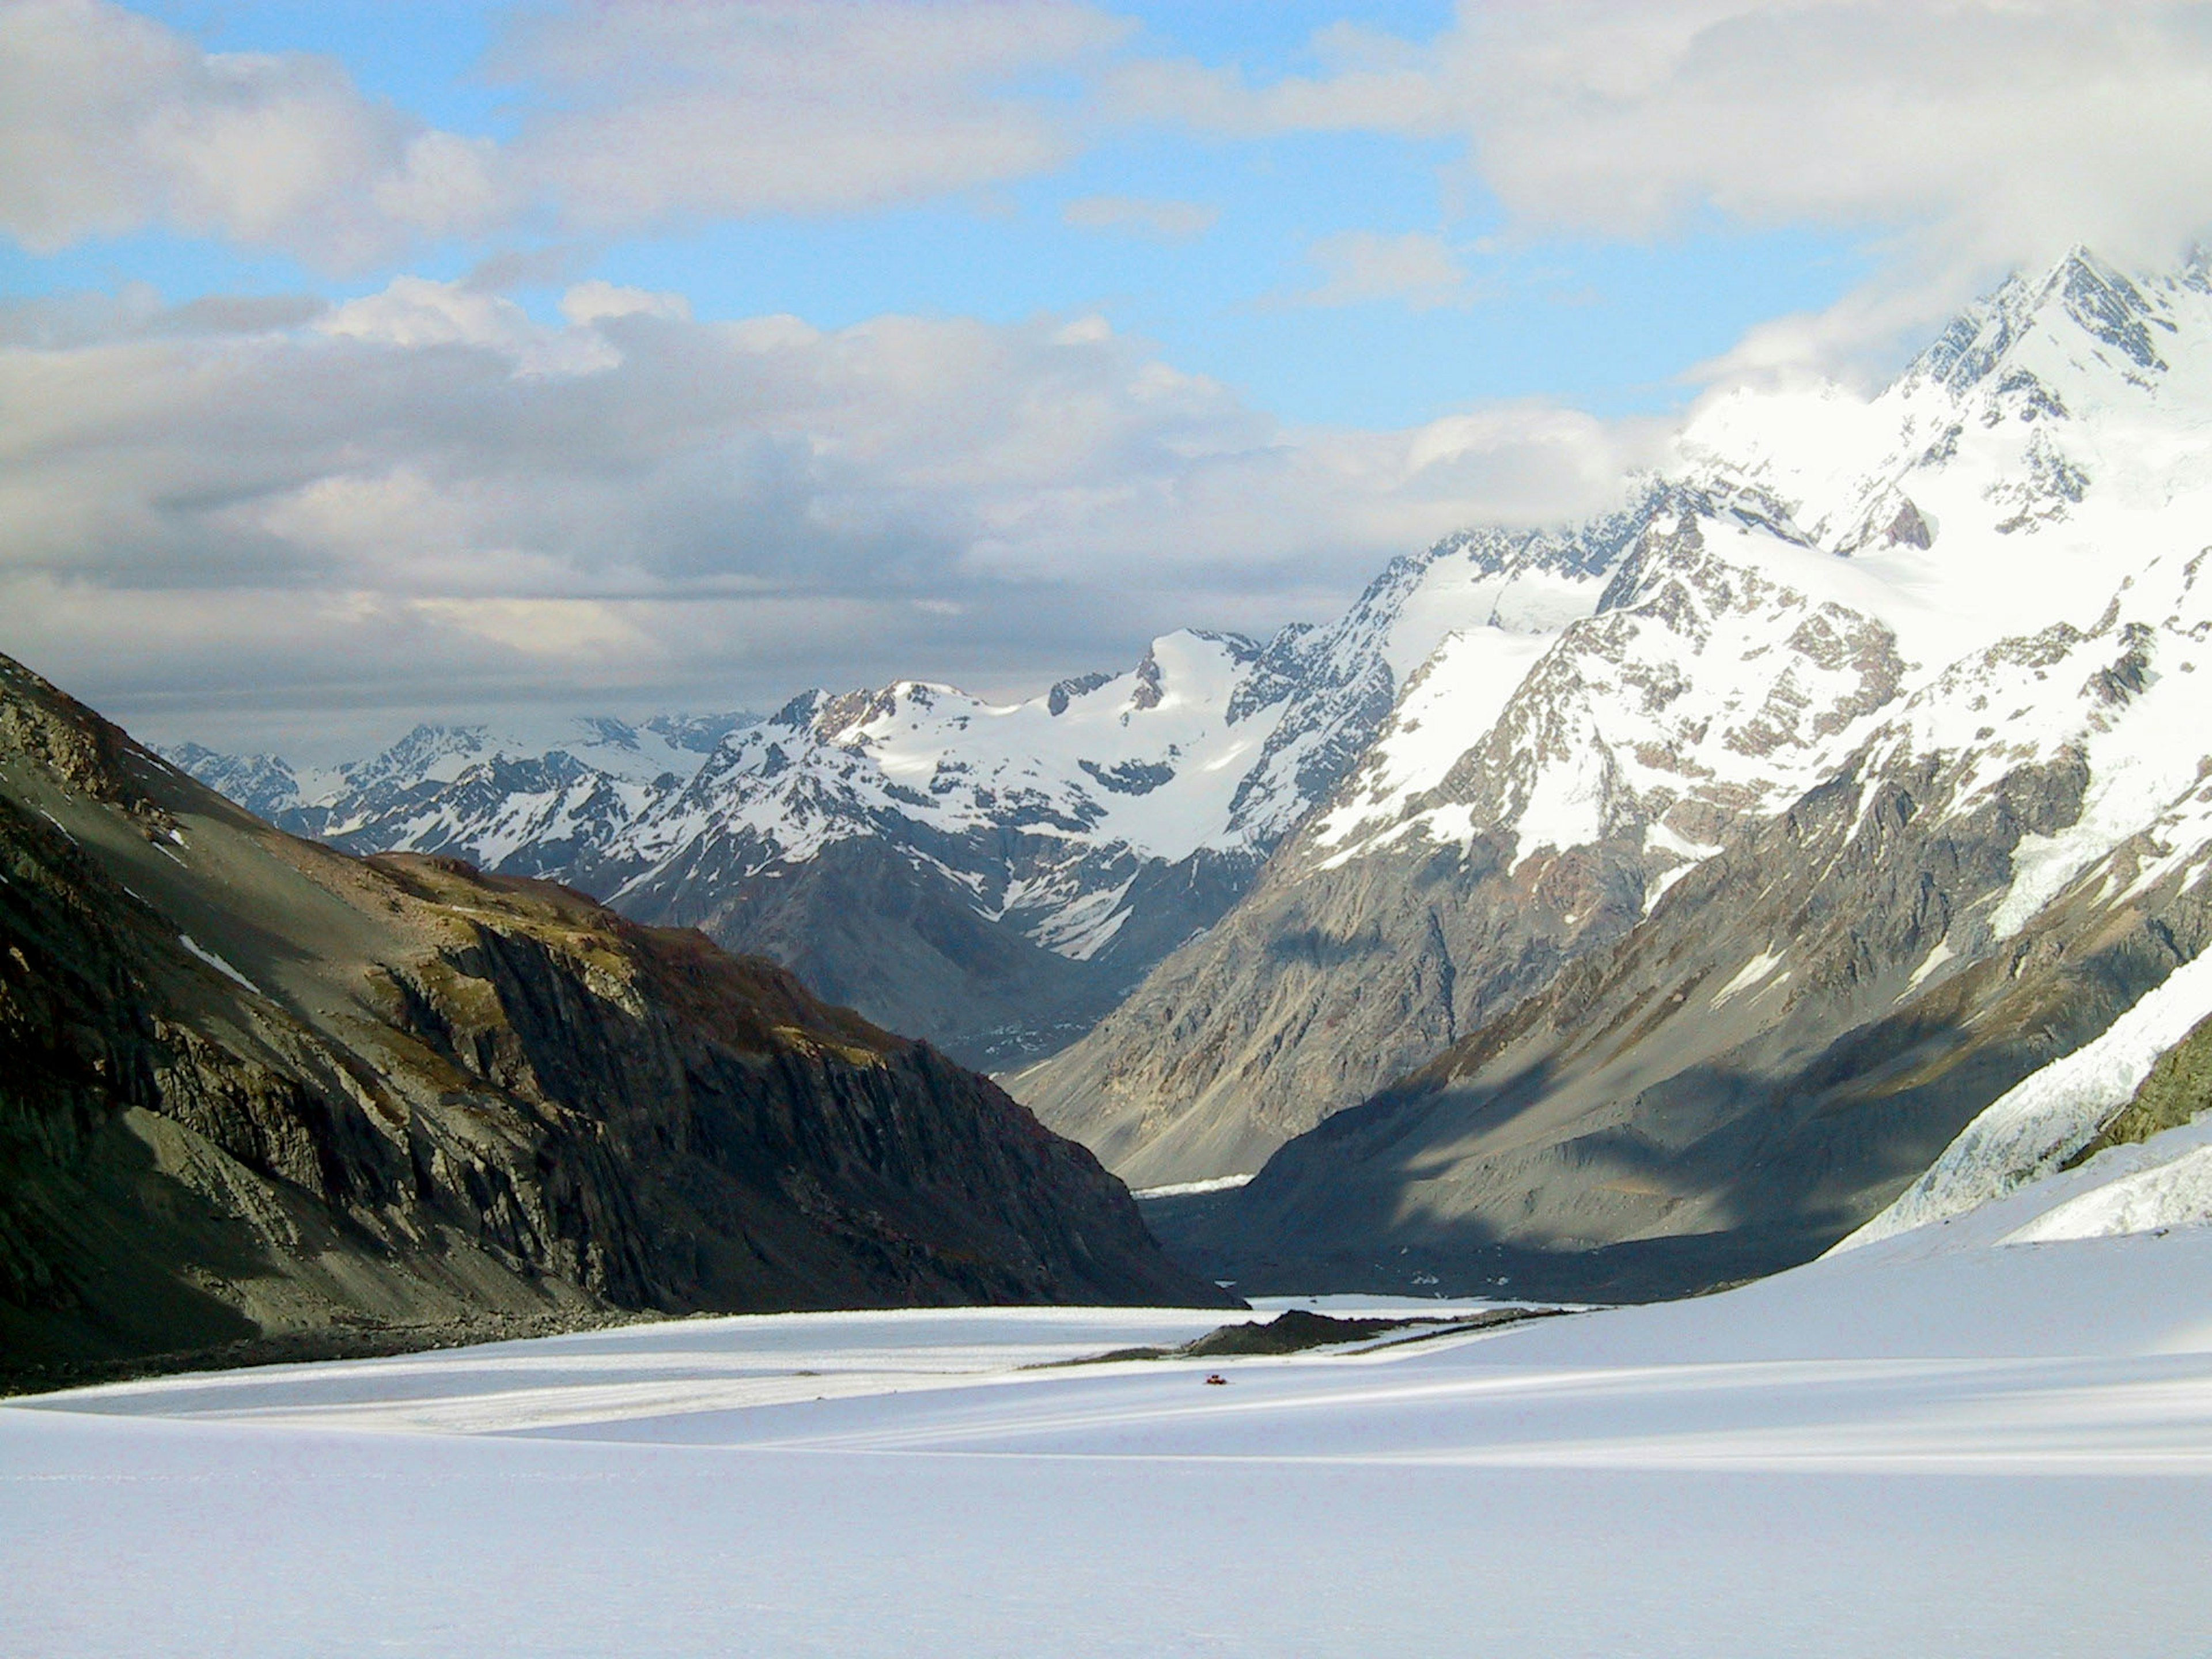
[0,654,1230,1389]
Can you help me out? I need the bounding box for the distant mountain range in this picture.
[168,247,2212,1301]
[166,620,1414,1067]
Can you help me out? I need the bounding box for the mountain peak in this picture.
[1905,244,2170,397]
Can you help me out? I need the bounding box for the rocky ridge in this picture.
[2,654,1229,1387]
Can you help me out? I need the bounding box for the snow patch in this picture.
[1906,940,1956,991]
[177,934,263,998]
[1710,952,1785,1009]
[1132,1173,1256,1199]
[1840,946,2212,1250]
[2004,1125,2212,1244]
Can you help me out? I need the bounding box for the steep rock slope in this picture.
[1840,926,2212,1251]
[0,655,1229,1387]
[1021,247,2212,1190]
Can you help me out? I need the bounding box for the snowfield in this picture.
[10,1234,2212,1657]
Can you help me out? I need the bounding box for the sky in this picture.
[7,0,2212,757]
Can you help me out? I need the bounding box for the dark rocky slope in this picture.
[610,831,1226,1070]
[0,655,1230,1389]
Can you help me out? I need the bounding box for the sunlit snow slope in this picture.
[11,1206,2212,1658]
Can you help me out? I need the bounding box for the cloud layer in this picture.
[18,1,2212,745]
[499,1,1128,226]
[0,0,1133,268]
[2,283,1656,747]
[1116,2,2212,263]
[1095,1,2212,378]
[18,0,2212,289]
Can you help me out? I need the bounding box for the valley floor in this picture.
[8,1234,2212,1657]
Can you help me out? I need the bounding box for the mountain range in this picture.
[166,624,1410,1069]
[166,247,2212,1300]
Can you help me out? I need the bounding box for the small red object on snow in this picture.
[1204,1373,1228,1385]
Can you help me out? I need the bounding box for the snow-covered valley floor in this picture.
[10,1243,2212,1657]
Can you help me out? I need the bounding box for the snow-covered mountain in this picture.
[168,627,1411,1066]
[162,713,753,881]
[591,627,1433,1064]
[158,743,308,824]
[312,714,755,878]
[1021,248,2212,1226]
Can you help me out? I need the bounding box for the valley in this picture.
[166,248,2212,1304]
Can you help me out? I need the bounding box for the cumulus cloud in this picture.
[1060,194,1218,241]
[1111,1,2212,255]
[0,0,1130,262]
[315,275,692,375]
[558,281,693,327]
[0,282,1659,740]
[0,0,505,268]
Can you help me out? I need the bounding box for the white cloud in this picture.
[0,0,505,268]
[0,0,1129,263]
[501,0,1131,226]
[559,281,692,327]
[1279,230,1472,311]
[320,275,619,376]
[1111,0,2212,366]
[1061,194,1218,241]
[369,131,505,238]
[408,596,652,660]
[18,0,2212,377]
[0,286,1656,736]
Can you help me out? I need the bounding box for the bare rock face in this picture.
[0,654,1231,1389]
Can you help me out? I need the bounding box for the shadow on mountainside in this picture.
[1141,956,2191,1304]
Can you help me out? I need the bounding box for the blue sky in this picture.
[5,0,2210,752]
[11,0,1877,426]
